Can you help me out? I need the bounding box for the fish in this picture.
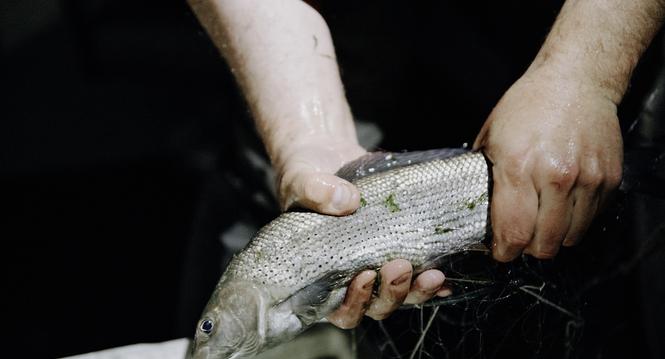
[188,149,491,359]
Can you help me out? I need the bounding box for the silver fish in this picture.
[189,149,490,359]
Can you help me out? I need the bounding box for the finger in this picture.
[283,172,360,215]
[564,159,604,246]
[366,259,413,320]
[491,164,538,262]
[327,270,376,329]
[472,120,490,150]
[563,187,600,247]
[526,179,575,259]
[562,160,604,247]
[437,286,453,297]
[597,164,623,213]
[404,270,445,305]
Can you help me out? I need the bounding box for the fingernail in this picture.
[563,237,577,247]
[362,272,377,289]
[332,184,351,210]
[436,288,453,297]
[422,281,442,292]
[391,272,411,286]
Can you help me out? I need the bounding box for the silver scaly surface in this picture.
[227,151,489,287]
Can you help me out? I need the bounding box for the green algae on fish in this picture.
[384,193,400,212]
[466,192,489,210]
[435,226,454,234]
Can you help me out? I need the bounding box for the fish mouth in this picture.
[187,345,234,359]
[185,343,207,359]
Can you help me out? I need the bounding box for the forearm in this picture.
[528,0,665,104]
[188,0,356,166]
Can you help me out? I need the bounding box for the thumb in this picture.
[472,120,490,151]
[280,171,361,216]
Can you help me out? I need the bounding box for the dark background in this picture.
[2,1,663,358]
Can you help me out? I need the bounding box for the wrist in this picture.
[522,0,663,106]
[525,53,630,106]
[255,98,358,163]
[263,119,362,172]
[271,133,362,168]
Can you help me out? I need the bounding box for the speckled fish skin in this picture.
[189,150,490,359]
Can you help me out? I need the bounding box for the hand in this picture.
[273,136,450,328]
[274,136,366,215]
[327,260,450,329]
[473,67,623,262]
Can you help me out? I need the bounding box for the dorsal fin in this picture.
[335,148,469,183]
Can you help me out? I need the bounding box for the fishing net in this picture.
[349,212,626,359]
[353,217,665,359]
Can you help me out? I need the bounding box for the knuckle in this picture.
[335,323,356,330]
[505,236,530,248]
[350,278,370,292]
[502,233,531,248]
[332,315,360,329]
[493,252,515,263]
[277,169,297,194]
[529,240,560,259]
[366,298,397,320]
[387,287,409,303]
[530,245,559,259]
[546,163,579,190]
[366,310,390,321]
[606,167,623,189]
[579,170,604,189]
[403,293,418,305]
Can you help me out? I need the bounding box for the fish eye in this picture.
[200,319,214,335]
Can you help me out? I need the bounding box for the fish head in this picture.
[188,281,273,359]
[190,282,268,359]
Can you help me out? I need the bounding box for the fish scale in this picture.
[225,151,489,290]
